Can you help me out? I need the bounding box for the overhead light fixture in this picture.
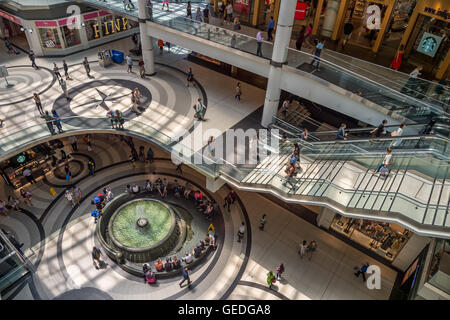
[81,22,85,27]
[20,27,24,31]
[29,29,33,33]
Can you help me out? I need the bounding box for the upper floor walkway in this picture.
[75,0,449,127]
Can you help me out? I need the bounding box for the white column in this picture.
[261,0,297,128]
[320,0,340,38]
[316,207,336,229]
[138,0,155,75]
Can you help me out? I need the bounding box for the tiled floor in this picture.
[0,36,397,300]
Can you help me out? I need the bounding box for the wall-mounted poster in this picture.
[234,0,250,14]
[416,32,443,58]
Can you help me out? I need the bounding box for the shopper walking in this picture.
[126,54,133,73]
[41,111,55,135]
[307,240,317,261]
[115,110,124,129]
[375,147,393,174]
[186,1,192,19]
[29,50,38,69]
[195,7,203,22]
[259,214,267,231]
[62,60,70,79]
[390,123,406,148]
[336,123,347,140]
[298,240,307,258]
[401,65,423,95]
[187,67,196,87]
[92,246,103,269]
[235,82,242,101]
[391,44,404,71]
[88,159,96,176]
[225,1,233,24]
[354,262,370,281]
[73,185,82,205]
[310,39,325,71]
[130,92,140,114]
[276,263,285,280]
[20,189,33,206]
[60,78,69,100]
[370,119,388,138]
[179,267,192,287]
[69,135,78,152]
[267,16,275,41]
[33,93,44,115]
[65,189,75,207]
[342,20,354,49]
[237,221,245,242]
[296,27,306,51]
[53,62,62,79]
[256,31,263,57]
[203,4,210,24]
[138,58,145,78]
[267,271,276,289]
[83,57,91,77]
[194,98,206,121]
[52,110,63,132]
[162,0,169,11]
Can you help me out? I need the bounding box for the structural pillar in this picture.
[138,0,155,75]
[261,0,297,128]
[331,0,348,40]
[372,2,394,53]
[321,0,340,38]
[312,0,324,35]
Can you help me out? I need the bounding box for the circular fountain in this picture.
[102,198,180,263]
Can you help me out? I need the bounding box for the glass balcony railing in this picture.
[0,231,29,294]
[322,50,450,111]
[0,116,448,233]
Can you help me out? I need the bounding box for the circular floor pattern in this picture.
[0,66,56,106]
[53,160,84,180]
[53,287,113,300]
[53,79,152,120]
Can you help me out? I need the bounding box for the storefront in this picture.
[0,6,138,56]
[330,214,412,261]
[398,0,449,79]
[0,140,64,189]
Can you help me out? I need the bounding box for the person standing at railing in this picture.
[41,111,55,135]
[187,1,193,19]
[51,109,63,133]
[256,31,264,57]
[146,0,153,20]
[195,7,203,22]
[203,4,210,24]
[115,110,124,129]
[233,17,241,30]
[310,38,325,72]
[267,16,275,41]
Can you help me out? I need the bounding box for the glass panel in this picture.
[38,28,62,49]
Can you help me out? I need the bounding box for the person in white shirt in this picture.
[65,190,75,207]
[376,147,393,173]
[225,3,233,24]
[126,54,133,73]
[402,65,423,95]
[237,222,245,242]
[23,167,36,184]
[256,31,263,57]
[391,123,406,147]
[194,98,205,121]
[298,240,308,258]
[182,251,193,264]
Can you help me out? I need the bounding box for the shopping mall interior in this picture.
[0,0,448,302]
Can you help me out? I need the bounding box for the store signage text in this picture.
[294,2,307,20]
[424,7,449,20]
[92,17,130,39]
[366,5,381,30]
[234,0,250,14]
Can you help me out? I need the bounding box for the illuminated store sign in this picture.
[424,7,449,20]
[92,17,130,39]
[417,32,443,57]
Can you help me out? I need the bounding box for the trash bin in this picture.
[111,49,124,64]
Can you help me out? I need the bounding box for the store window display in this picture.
[331,215,411,261]
[426,239,450,294]
[86,19,100,41]
[38,28,62,49]
[61,26,81,47]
